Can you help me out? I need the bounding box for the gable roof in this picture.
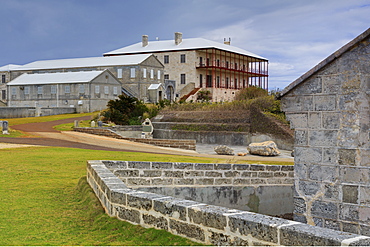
[7,70,110,86]
[279,27,370,98]
[0,64,22,72]
[104,37,267,60]
[11,54,154,71]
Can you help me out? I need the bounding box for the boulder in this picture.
[214,145,234,155]
[247,141,280,156]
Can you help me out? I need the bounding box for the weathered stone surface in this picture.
[214,145,234,155]
[247,141,280,156]
[169,219,205,241]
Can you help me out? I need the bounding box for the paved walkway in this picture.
[0,116,294,162]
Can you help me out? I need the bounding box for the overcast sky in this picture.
[0,0,369,90]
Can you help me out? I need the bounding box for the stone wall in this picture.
[0,107,76,118]
[74,127,196,150]
[280,29,370,235]
[87,160,370,246]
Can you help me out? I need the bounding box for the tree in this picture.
[102,95,148,125]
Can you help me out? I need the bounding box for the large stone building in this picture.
[1,54,167,107]
[7,70,121,113]
[279,28,370,235]
[104,32,268,102]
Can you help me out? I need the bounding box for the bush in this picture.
[102,95,148,125]
[235,86,268,101]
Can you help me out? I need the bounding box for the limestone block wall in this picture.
[73,127,196,150]
[281,33,370,235]
[87,160,370,246]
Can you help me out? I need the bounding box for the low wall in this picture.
[87,160,370,246]
[74,127,196,150]
[153,128,293,150]
[0,107,76,118]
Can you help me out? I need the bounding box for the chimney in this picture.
[224,37,231,45]
[175,32,182,45]
[142,35,148,47]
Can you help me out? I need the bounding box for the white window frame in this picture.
[51,85,57,94]
[79,84,85,94]
[24,86,30,95]
[113,87,118,95]
[157,70,161,80]
[65,85,70,94]
[150,69,154,79]
[11,87,16,95]
[37,86,43,95]
[95,85,100,94]
[104,86,109,94]
[130,68,136,78]
[117,68,123,79]
[143,68,147,78]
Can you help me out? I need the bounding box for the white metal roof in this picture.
[148,83,162,90]
[104,37,267,60]
[0,64,22,72]
[12,54,153,71]
[7,70,106,86]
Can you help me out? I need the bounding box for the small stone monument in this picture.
[74,120,79,128]
[98,121,103,127]
[2,120,9,135]
[141,118,153,139]
[91,121,96,127]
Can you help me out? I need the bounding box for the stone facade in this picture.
[280,28,370,235]
[7,70,121,113]
[104,32,269,102]
[0,55,166,105]
[87,160,370,245]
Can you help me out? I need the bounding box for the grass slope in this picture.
[0,146,213,246]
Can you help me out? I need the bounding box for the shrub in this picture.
[102,95,148,125]
[235,86,268,100]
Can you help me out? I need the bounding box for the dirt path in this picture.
[0,116,294,162]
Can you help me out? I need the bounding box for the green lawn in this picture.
[0,146,215,246]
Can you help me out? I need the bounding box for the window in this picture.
[104,86,109,94]
[24,86,30,95]
[143,68,147,78]
[51,85,57,94]
[2,90,5,100]
[150,69,154,79]
[164,74,169,80]
[216,76,220,88]
[130,68,136,78]
[113,87,118,95]
[180,74,186,84]
[180,54,186,63]
[226,61,229,68]
[164,55,169,64]
[11,87,16,95]
[157,70,161,80]
[79,85,85,94]
[117,68,122,78]
[95,85,100,94]
[65,85,70,94]
[37,86,43,95]
[1,74,5,83]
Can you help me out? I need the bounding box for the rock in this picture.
[237,152,247,156]
[247,141,280,156]
[214,145,234,155]
[291,150,295,157]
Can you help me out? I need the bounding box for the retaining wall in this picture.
[153,126,293,150]
[0,107,76,118]
[87,160,370,246]
[74,127,196,150]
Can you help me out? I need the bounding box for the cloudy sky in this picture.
[0,0,369,90]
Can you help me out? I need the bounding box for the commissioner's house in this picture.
[104,32,268,102]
